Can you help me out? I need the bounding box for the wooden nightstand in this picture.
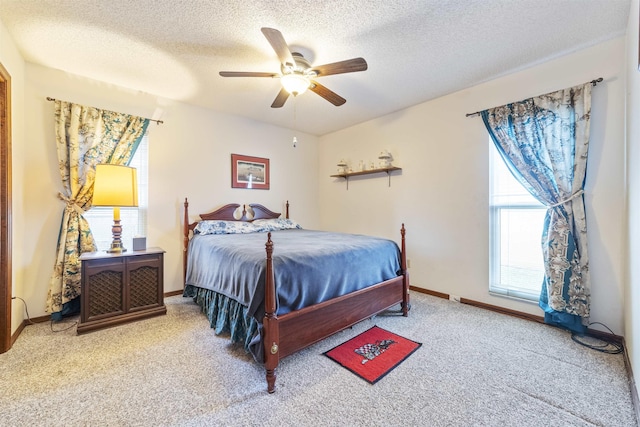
[77,247,166,334]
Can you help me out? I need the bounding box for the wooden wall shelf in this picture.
[330,166,402,189]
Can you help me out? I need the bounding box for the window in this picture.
[84,134,148,251]
[489,143,545,301]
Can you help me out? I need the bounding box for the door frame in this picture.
[0,62,12,354]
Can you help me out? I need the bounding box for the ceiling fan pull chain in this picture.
[293,97,298,148]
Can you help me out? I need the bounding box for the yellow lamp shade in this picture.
[92,164,138,207]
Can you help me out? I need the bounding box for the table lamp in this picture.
[92,164,138,253]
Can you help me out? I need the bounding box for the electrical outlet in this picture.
[449,294,460,302]
[407,258,411,268]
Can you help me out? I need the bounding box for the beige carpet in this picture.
[0,292,636,426]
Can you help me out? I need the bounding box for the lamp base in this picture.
[106,244,127,254]
[105,216,127,253]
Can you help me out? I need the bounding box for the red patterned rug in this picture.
[323,326,421,384]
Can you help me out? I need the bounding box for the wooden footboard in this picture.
[262,225,409,393]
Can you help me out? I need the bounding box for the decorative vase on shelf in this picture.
[378,150,392,168]
[337,159,348,174]
[358,160,365,171]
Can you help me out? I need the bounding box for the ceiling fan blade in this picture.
[219,71,278,77]
[261,27,295,67]
[271,88,290,108]
[311,57,368,77]
[309,81,346,106]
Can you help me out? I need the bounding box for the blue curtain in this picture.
[480,83,592,333]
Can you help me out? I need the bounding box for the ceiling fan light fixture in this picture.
[220,28,367,108]
[281,73,310,95]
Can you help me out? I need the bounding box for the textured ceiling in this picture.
[0,0,631,135]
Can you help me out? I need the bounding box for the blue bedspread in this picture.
[184,228,402,361]
[185,229,402,320]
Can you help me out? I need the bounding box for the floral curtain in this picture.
[46,101,150,320]
[480,82,592,333]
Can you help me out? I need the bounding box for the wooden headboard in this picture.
[196,203,285,222]
[182,198,290,284]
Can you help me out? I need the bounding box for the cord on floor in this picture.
[12,295,77,332]
[50,318,78,333]
[12,296,34,325]
[571,321,624,354]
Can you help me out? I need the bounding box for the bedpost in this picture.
[183,198,189,288]
[286,200,289,219]
[401,223,410,316]
[263,232,279,393]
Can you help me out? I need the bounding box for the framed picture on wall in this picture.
[231,154,270,190]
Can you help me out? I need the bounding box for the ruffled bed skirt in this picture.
[183,285,260,357]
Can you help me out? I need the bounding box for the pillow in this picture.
[252,218,302,232]
[194,220,259,235]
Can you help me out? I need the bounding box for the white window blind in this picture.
[84,134,148,252]
[489,143,546,301]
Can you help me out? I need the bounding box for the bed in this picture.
[182,198,410,393]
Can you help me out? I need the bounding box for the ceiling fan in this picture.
[219,27,368,108]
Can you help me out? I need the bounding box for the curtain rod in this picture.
[464,77,604,118]
[45,97,164,124]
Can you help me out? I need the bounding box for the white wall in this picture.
[319,37,627,335]
[626,0,640,391]
[0,18,26,335]
[17,63,319,318]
